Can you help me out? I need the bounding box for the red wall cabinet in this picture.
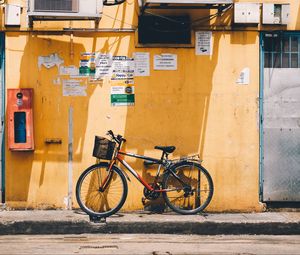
[7,89,34,151]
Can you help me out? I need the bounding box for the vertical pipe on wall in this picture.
[259,32,265,202]
[68,106,73,210]
[70,32,74,62]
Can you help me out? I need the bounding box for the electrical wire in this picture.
[142,3,233,28]
[144,10,187,25]
[146,26,190,33]
[192,13,219,24]
[192,14,219,26]
[192,4,233,25]
[102,13,137,29]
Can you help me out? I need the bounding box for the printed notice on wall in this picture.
[59,65,79,76]
[195,31,212,56]
[111,56,135,80]
[79,53,96,76]
[109,56,135,106]
[236,68,250,85]
[111,86,135,106]
[154,54,177,70]
[134,52,150,76]
[95,53,113,79]
[63,80,87,96]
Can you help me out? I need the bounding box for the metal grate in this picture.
[264,33,300,68]
[262,64,300,202]
[34,0,79,12]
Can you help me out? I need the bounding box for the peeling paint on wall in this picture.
[53,76,61,85]
[38,53,64,70]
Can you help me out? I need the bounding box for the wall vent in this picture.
[27,0,103,26]
[33,0,79,12]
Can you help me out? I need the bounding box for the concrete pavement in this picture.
[1,234,300,255]
[0,210,299,235]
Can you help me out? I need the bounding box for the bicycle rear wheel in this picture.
[162,161,213,215]
[76,163,128,218]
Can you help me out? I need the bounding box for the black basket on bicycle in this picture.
[92,136,116,160]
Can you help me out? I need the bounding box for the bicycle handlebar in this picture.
[106,130,126,144]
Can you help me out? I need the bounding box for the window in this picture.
[138,15,191,46]
[264,34,300,68]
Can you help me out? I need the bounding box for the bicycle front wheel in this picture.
[162,161,213,215]
[76,163,128,218]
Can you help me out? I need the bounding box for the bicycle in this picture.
[76,130,214,220]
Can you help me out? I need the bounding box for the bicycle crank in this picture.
[142,183,161,202]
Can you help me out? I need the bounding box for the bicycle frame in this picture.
[102,133,192,194]
[116,150,167,192]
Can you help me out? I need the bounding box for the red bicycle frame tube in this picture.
[116,153,168,192]
[105,132,182,193]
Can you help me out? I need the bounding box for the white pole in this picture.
[68,106,73,210]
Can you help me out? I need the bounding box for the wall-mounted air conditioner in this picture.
[27,0,102,23]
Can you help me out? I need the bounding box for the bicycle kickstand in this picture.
[89,215,106,223]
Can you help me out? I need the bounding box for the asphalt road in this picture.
[0,234,299,255]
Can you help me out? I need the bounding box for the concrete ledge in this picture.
[0,221,300,235]
[0,211,299,235]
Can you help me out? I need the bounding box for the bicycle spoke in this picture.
[76,164,127,217]
[163,162,213,214]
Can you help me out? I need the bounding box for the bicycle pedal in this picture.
[141,197,147,205]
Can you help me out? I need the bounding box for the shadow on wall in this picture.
[6,30,135,208]
[6,0,136,208]
[6,34,92,207]
[121,30,221,212]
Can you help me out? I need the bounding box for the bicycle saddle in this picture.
[154,146,176,154]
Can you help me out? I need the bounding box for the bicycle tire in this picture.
[162,161,213,215]
[76,162,128,218]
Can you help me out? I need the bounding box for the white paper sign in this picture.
[154,54,177,70]
[59,65,79,76]
[236,68,250,85]
[63,80,87,96]
[95,53,113,79]
[134,52,150,76]
[195,31,212,56]
[111,86,135,94]
[111,56,135,80]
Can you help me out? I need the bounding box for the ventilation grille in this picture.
[34,0,79,12]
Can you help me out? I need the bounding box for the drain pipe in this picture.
[68,106,73,210]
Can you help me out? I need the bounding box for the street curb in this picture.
[0,221,299,235]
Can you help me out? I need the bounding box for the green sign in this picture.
[111,94,135,106]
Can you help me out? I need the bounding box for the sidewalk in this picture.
[0,210,299,235]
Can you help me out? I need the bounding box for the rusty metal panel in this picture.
[263,68,300,201]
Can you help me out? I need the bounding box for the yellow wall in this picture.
[3,0,300,211]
